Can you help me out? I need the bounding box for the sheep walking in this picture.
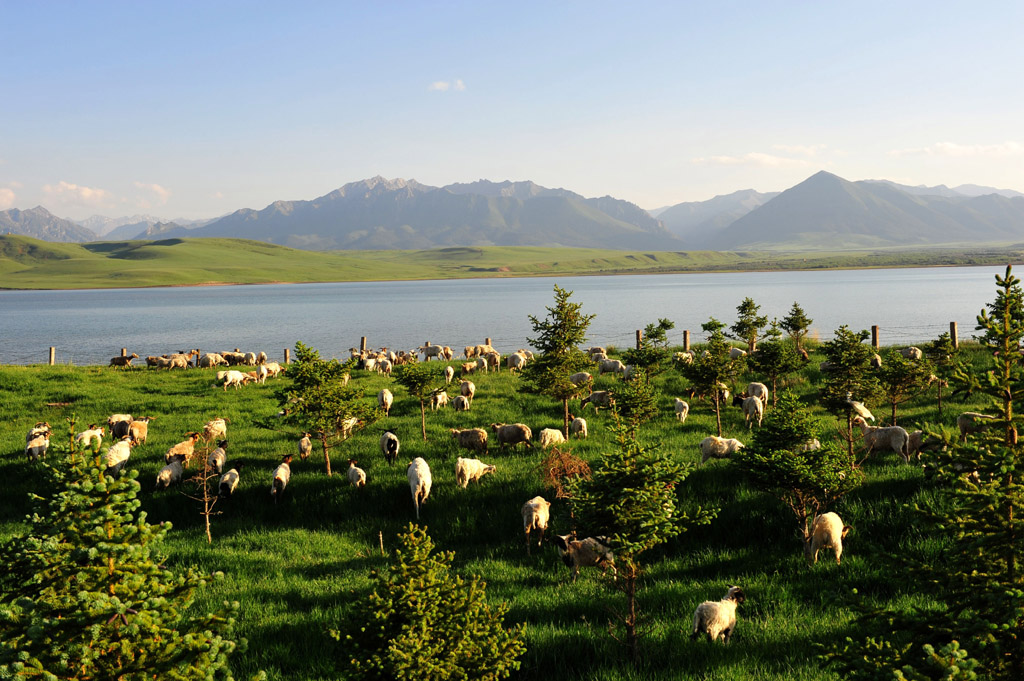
[491,423,533,451]
[804,512,851,566]
[165,432,201,466]
[378,388,394,417]
[380,430,400,466]
[742,396,764,429]
[443,365,455,384]
[109,353,139,369]
[75,424,105,448]
[452,395,471,412]
[155,455,186,490]
[674,398,690,424]
[298,432,312,460]
[459,380,476,404]
[104,435,134,476]
[570,416,588,439]
[450,428,488,456]
[271,455,292,504]
[455,457,496,488]
[699,436,745,464]
[429,390,450,411]
[219,466,242,498]
[691,586,745,643]
[521,496,551,555]
[552,535,616,582]
[581,390,613,413]
[408,457,432,519]
[207,440,228,474]
[347,460,366,488]
[852,416,909,462]
[128,416,154,445]
[745,382,769,406]
[957,411,995,442]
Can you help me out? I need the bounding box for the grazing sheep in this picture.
[128,417,154,445]
[25,433,50,461]
[538,428,566,449]
[443,365,455,384]
[460,362,478,376]
[552,535,616,582]
[901,346,923,360]
[380,430,400,466]
[109,353,139,369]
[217,370,250,390]
[165,432,201,465]
[377,359,393,376]
[699,436,745,464]
[674,398,690,424]
[476,356,489,373]
[198,353,228,368]
[419,344,446,361]
[407,457,432,519]
[581,390,613,413]
[75,424,105,448]
[729,348,748,360]
[742,396,764,429]
[484,351,501,372]
[587,346,607,356]
[378,388,394,417]
[256,351,268,364]
[852,416,910,462]
[598,358,626,376]
[569,371,592,386]
[155,455,186,490]
[570,416,588,439]
[491,423,533,450]
[691,586,746,643]
[590,350,608,362]
[459,380,476,404]
[746,382,769,406]
[450,427,488,456]
[957,411,995,442]
[455,457,496,488]
[507,351,528,374]
[104,436,134,476]
[464,345,478,359]
[207,440,229,474]
[347,459,366,488]
[298,432,312,460]
[203,418,228,442]
[804,512,851,565]
[429,390,450,411]
[219,465,242,498]
[108,414,133,439]
[263,362,284,378]
[453,395,471,412]
[340,417,361,439]
[271,455,292,503]
[521,495,551,555]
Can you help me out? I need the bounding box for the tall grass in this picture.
[0,343,986,680]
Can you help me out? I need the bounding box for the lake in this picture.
[0,266,1006,365]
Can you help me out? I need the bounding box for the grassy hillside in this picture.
[0,339,989,680]
[2,234,1024,289]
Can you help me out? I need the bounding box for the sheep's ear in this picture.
[551,535,569,550]
[842,526,851,538]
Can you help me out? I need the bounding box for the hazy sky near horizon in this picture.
[3,1,1023,220]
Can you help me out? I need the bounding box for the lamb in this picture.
[699,436,745,464]
[674,398,690,424]
[217,370,250,390]
[598,358,626,376]
[455,457,496,488]
[155,455,186,490]
[507,351,528,374]
[298,432,312,460]
[109,353,139,369]
[459,380,476,404]
[691,586,746,643]
[203,418,228,442]
[128,416,154,445]
[521,495,551,555]
[491,423,533,450]
[207,440,229,474]
[347,459,366,488]
[75,424,105,448]
[104,435,134,476]
[165,432,201,465]
[429,390,450,411]
[957,411,995,442]
[219,465,243,498]
[729,348,748,360]
[901,346,923,360]
[408,457,432,519]
[569,371,592,386]
[570,416,588,439]
[108,414,133,439]
[552,535,616,582]
[271,454,292,503]
[453,395,471,411]
[852,416,909,462]
[804,512,851,566]
[538,428,566,449]
[443,365,455,384]
[581,390,613,413]
[450,428,488,455]
[380,430,400,466]
[742,396,764,429]
[377,388,394,417]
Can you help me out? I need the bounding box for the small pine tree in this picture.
[622,318,675,381]
[394,363,446,440]
[678,318,739,436]
[184,440,223,544]
[613,367,659,426]
[729,297,768,353]
[747,320,809,407]
[926,332,960,416]
[820,325,881,457]
[874,348,935,425]
[335,524,526,681]
[0,422,243,679]
[780,301,814,352]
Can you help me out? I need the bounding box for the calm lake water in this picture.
[0,266,1007,365]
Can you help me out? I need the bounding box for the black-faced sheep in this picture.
[691,586,745,643]
[552,535,616,582]
[380,430,400,466]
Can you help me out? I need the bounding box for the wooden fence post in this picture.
[950,321,958,349]
[871,325,880,350]
[683,330,690,352]
[121,348,127,357]
[284,348,290,364]
[636,329,642,350]
[49,347,55,365]
[485,337,491,346]
[360,336,367,353]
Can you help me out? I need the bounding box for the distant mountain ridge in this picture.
[0,207,96,242]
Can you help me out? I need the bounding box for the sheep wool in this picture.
[691,586,745,643]
[407,457,431,519]
[521,496,551,555]
[804,512,851,566]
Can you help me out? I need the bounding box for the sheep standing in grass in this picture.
[598,358,626,376]
[459,380,476,405]
[729,348,748,360]
[298,432,312,460]
[348,460,366,488]
[443,365,455,384]
[570,415,588,439]
[804,512,851,565]
[380,430,400,466]
[852,416,909,462]
[699,436,745,464]
[742,396,764,429]
[521,496,551,555]
[581,390,613,413]
[198,352,227,368]
[207,440,229,474]
[108,414,133,439]
[155,455,186,491]
[217,370,250,390]
[453,395,471,412]
[691,586,745,643]
[219,465,242,498]
[271,455,292,504]
[901,346,923,360]
[75,424,105,448]
[745,382,769,406]
[105,435,134,476]
[128,417,154,445]
[109,353,139,369]
[491,423,533,451]
[569,371,592,386]
[408,457,432,519]
[430,390,450,411]
[165,432,201,466]
[674,398,690,424]
[507,351,528,374]
[539,428,566,449]
[957,411,995,442]
[455,457,496,488]
[26,432,50,461]
[552,535,616,582]
[203,418,228,442]
[378,388,394,417]
[450,428,488,456]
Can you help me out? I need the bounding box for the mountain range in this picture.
[3,172,1024,251]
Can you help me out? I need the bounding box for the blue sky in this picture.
[2,1,1022,220]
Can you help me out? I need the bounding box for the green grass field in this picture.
[0,343,984,680]
[3,233,1024,289]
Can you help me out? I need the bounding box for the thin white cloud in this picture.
[889,141,1024,158]
[134,181,171,204]
[453,79,466,91]
[772,144,825,157]
[42,181,110,205]
[429,79,466,92]
[211,191,224,199]
[692,152,813,168]
[0,187,14,210]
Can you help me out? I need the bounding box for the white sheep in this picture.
[271,455,292,504]
[207,440,228,474]
[75,424,106,448]
[699,436,745,464]
[587,346,607,356]
[263,361,284,378]
[155,455,186,490]
[408,457,432,519]
[957,411,995,442]
[552,535,616,582]
[218,466,242,498]
[459,380,476,404]
[507,351,528,374]
[674,398,690,424]
[380,430,400,466]
[570,416,588,439]
[198,352,228,368]
[484,351,501,372]
[491,423,533,450]
[746,382,769,406]
[521,495,551,555]
[26,421,51,444]
[729,348,748,360]
[569,371,592,386]
[256,351,268,364]
[443,365,455,384]
[419,344,445,361]
[455,457,496,488]
[347,459,367,488]
[452,395,471,411]
[538,428,566,449]
[450,428,488,456]
[430,390,450,411]
[852,416,910,462]
[165,432,201,465]
[104,435,134,476]
[674,351,694,364]
[217,370,250,390]
[377,359,393,376]
[378,388,394,417]
[901,346,923,360]
[742,396,764,429]
[203,418,228,442]
[691,586,746,643]
[804,512,851,566]
[298,432,312,460]
[581,390,613,412]
[598,358,626,376]
[128,416,154,445]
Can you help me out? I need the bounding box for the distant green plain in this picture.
[2,234,1023,289]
